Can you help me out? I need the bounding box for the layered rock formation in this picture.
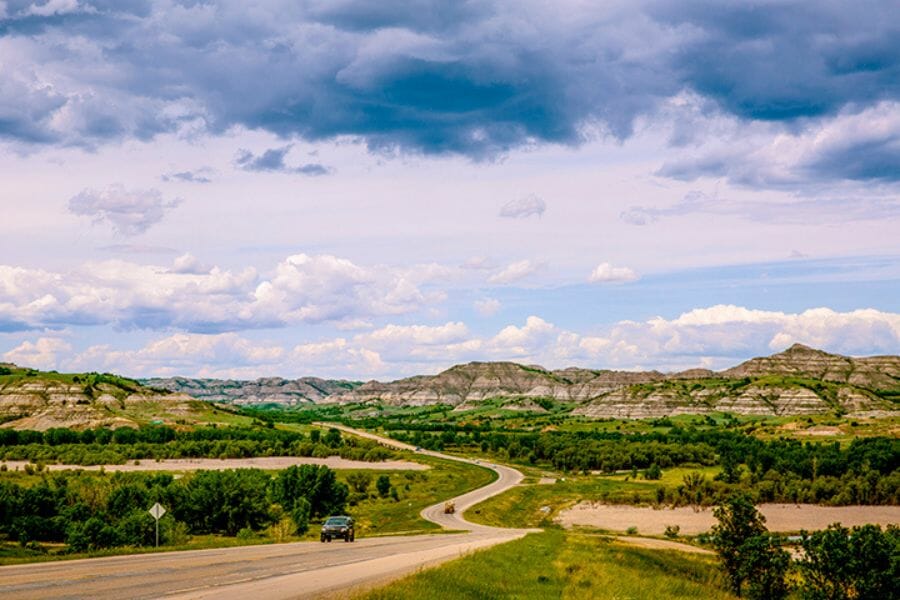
[327,345,899,418]
[0,370,196,430]
[142,376,358,406]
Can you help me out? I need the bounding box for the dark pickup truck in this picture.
[320,515,355,542]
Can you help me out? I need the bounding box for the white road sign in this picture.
[149,502,166,520]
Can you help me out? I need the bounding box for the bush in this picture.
[376,475,391,498]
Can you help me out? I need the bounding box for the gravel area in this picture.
[559,503,900,535]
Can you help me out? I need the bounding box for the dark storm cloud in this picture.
[803,136,900,183]
[1,1,898,178]
[650,0,900,121]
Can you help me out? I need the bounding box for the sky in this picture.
[1,0,898,380]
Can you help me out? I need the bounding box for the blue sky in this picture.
[0,0,898,379]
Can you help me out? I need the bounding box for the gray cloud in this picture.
[499,195,546,219]
[235,146,330,175]
[68,185,182,235]
[0,0,896,177]
[162,168,213,184]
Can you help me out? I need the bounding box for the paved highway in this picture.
[0,426,529,599]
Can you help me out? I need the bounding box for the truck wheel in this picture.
[350,533,355,542]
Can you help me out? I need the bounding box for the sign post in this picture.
[148,502,166,548]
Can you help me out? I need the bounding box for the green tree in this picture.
[376,475,391,498]
[644,463,662,480]
[324,428,342,448]
[740,534,791,600]
[712,494,768,596]
[291,497,311,535]
[798,523,899,600]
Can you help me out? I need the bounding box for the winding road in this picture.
[0,425,530,599]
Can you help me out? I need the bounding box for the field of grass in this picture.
[355,529,735,600]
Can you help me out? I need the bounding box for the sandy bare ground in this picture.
[0,456,429,472]
[615,536,713,555]
[559,503,900,535]
[0,426,529,600]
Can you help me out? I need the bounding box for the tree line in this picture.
[388,427,899,505]
[0,465,349,552]
[712,494,898,599]
[0,425,395,465]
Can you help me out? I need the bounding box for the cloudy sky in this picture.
[1,0,898,380]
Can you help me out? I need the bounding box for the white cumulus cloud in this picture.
[588,262,639,283]
[488,260,540,285]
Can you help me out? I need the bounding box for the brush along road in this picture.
[0,425,530,600]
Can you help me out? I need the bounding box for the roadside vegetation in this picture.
[0,450,492,565]
[356,529,735,600]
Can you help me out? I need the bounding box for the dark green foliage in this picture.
[179,469,272,535]
[712,494,769,596]
[291,497,311,535]
[0,464,349,551]
[739,534,791,600]
[644,463,662,480]
[0,424,396,466]
[797,523,899,600]
[271,464,348,518]
[376,475,391,498]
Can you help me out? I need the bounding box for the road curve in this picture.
[321,422,526,532]
[0,425,529,600]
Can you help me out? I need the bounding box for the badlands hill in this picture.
[142,376,359,406]
[326,344,900,418]
[4,345,898,424]
[0,364,213,430]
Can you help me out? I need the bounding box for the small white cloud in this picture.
[171,253,210,275]
[489,260,539,284]
[588,262,639,283]
[474,298,501,316]
[68,185,182,236]
[499,194,546,219]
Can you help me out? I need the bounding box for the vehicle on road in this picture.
[320,516,355,542]
[444,501,455,514]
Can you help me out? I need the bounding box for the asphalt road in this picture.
[0,426,529,599]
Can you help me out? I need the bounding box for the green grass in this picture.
[331,454,497,537]
[355,529,735,600]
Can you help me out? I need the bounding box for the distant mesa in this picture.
[2,345,898,429]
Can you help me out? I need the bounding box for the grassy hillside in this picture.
[0,364,247,430]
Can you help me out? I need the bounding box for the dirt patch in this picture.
[537,477,556,485]
[0,456,429,473]
[559,503,900,535]
[795,426,842,436]
[616,536,713,555]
